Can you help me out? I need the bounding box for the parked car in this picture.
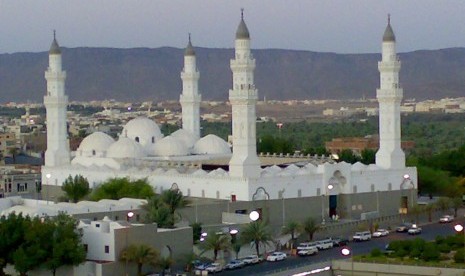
[331,237,349,247]
[224,259,245,270]
[408,225,422,235]
[316,239,334,250]
[372,229,389,237]
[193,260,211,271]
[205,263,223,273]
[439,215,454,223]
[352,231,372,241]
[396,223,413,232]
[297,242,319,250]
[242,255,260,265]
[297,246,318,256]
[266,252,287,262]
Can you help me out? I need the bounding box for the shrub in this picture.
[395,248,408,258]
[454,248,465,263]
[435,235,444,244]
[421,244,440,262]
[409,248,421,259]
[370,248,382,257]
[438,243,451,253]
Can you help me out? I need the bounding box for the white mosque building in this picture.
[41,14,417,220]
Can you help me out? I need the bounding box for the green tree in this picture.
[302,217,321,241]
[408,204,424,223]
[120,244,159,276]
[91,177,155,201]
[281,220,301,245]
[157,256,174,276]
[43,214,86,276]
[240,221,273,257]
[199,232,231,261]
[0,213,29,276]
[143,197,175,228]
[160,189,189,221]
[451,197,462,217]
[8,147,18,164]
[360,149,376,165]
[338,149,360,164]
[61,175,91,203]
[436,197,451,213]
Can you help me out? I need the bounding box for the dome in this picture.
[122,117,163,151]
[236,10,250,39]
[49,32,61,55]
[383,15,395,42]
[185,35,195,56]
[107,137,147,159]
[192,134,231,155]
[153,136,189,156]
[77,132,115,157]
[171,129,197,149]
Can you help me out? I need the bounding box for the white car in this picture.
[439,215,454,223]
[408,225,422,235]
[242,255,260,265]
[372,229,389,237]
[352,231,372,241]
[297,242,319,250]
[266,252,287,262]
[205,263,223,273]
[297,246,318,256]
[316,239,334,250]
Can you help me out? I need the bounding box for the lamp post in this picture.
[45,173,51,205]
[229,229,239,259]
[125,211,134,276]
[454,224,465,263]
[249,211,259,222]
[341,247,353,276]
[280,189,286,227]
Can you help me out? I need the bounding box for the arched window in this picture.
[135,137,140,143]
[152,137,155,143]
[92,150,96,156]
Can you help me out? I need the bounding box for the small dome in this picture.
[171,129,197,149]
[185,35,195,56]
[192,134,231,155]
[78,132,115,155]
[236,11,250,40]
[153,136,189,156]
[107,137,147,159]
[122,117,163,151]
[49,32,61,55]
[383,15,396,42]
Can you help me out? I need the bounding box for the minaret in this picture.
[375,15,405,169]
[180,34,201,139]
[228,10,261,178]
[44,31,70,167]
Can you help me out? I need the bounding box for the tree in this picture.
[436,197,451,213]
[408,204,424,223]
[61,175,91,203]
[451,197,462,217]
[91,177,155,201]
[8,147,18,164]
[424,203,435,222]
[281,220,301,245]
[120,244,159,276]
[42,214,86,276]
[0,213,29,276]
[360,149,376,165]
[160,189,190,221]
[143,197,175,228]
[338,149,360,164]
[240,221,273,257]
[302,217,321,241]
[199,232,231,261]
[157,256,174,276]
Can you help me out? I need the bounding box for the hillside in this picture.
[1,47,465,103]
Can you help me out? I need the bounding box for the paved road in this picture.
[218,219,463,276]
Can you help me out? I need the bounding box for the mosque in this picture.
[41,13,417,220]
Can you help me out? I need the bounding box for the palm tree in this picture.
[199,232,231,261]
[157,256,174,276]
[281,220,301,242]
[408,204,424,223]
[143,197,174,228]
[424,203,435,222]
[451,197,462,217]
[302,217,321,241]
[160,189,190,221]
[436,197,451,213]
[240,221,273,257]
[120,244,159,276]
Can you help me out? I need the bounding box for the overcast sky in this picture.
[1,0,464,54]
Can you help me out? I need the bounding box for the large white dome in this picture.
[122,117,163,151]
[77,132,115,157]
[153,136,189,156]
[171,129,197,149]
[192,134,231,155]
[107,137,147,159]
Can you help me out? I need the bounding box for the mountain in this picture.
[1,47,465,103]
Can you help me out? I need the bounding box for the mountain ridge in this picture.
[1,47,464,103]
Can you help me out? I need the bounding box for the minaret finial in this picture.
[241,8,244,20]
[188,33,191,43]
[388,14,391,25]
[53,29,56,40]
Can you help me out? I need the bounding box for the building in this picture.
[40,13,417,224]
[0,165,41,199]
[326,135,415,156]
[0,133,16,159]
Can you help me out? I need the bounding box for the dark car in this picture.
[396,223,413,232]
[331,237,349,247]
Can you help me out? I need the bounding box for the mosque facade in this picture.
[41,14,417,219]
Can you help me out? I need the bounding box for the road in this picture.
[218,219,462,276]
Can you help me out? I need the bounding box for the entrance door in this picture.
[329,195,337,218]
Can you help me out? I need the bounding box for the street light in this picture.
[454,224,465,263]
[45,173,51,205]
[341,247,353,276]
[280,189,286,227]
[125,211,134,276]
[249,211,259,222]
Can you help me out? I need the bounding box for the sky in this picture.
[1,0,465,54]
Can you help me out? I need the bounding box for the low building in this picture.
[0,165,41,199]
[326,135,415,156]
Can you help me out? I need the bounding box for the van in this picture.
[352,231,371,241]
[316,239,334,250]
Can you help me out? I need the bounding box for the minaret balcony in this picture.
[378,61,400,71]
[376,88,403,100]
[229,88,258,101]
[230,59,256,68]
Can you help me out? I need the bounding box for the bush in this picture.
[438,243,451,253]
[409,248,421,259]
[370,248,382,257]
[421,243,440,262]
[435,235,445,244]
[454,248,465,263]
[395,248,408,258]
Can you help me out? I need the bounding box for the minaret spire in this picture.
[241,8,244,19]
[44,32,70,167]
[229,11,261,178]
[388,13,390,25]
[376,16,405,169]
[180,34,201,139]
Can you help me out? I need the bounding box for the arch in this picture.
[161,245,172,258]
[400,178,414,190]
[135,137,140,143]
[252,187,270,201]
[170,183,179,191]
